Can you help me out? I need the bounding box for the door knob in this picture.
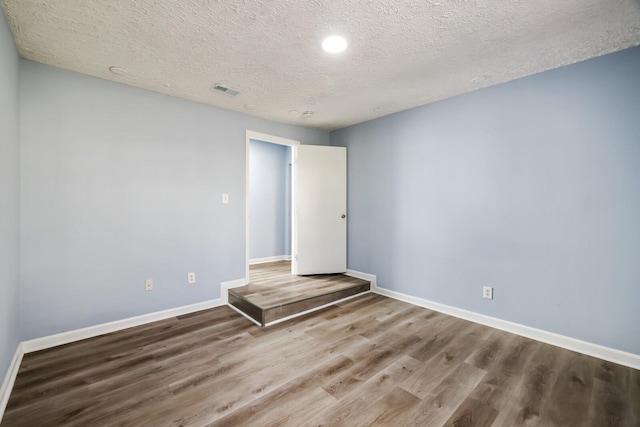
[341,214,346,218]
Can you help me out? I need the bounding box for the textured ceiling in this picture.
[2,0,640,131]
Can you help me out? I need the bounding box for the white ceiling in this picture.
[2,0,640,131]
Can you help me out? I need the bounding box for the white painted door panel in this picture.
[295,145,346,275]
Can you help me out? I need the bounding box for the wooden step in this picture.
[228,265,371,326]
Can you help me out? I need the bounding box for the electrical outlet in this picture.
[483,286,493,300]
[188,272,196,284]
[145,279,153,291]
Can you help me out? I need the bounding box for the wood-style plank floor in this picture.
[3,294,639,426]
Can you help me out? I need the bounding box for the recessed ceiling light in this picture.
[109,66,127,75]
[302,110,315,118]
[322,35,347,53]
[289,109,299,115]
[373,107,381,113]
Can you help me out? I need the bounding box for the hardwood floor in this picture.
[229,261,370,325]
[2,293,639,426]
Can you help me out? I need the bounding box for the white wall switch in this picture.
[145,279,153,291]
[222,193,229,204]
[483,286,493,300]
[188,272,196,284]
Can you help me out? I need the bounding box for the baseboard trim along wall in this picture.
[249,255,291,265]
[374,285,640,370]
[345,270,377,290]
[0,345,24,423]
[21,298,225,354]
[220,278,248,303]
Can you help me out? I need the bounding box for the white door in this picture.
[294,145,347,275]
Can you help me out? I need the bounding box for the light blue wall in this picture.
[331,46,640,355]
[249,140,291,260]
[0,12,21,387]
[19,60,328,340]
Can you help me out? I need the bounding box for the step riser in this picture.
[228,292,263,325]
[229,283,371,326]
[263,283,370,324]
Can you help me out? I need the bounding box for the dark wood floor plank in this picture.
[401,362,488,427]
[6,309,250,410]
[357,304,429,338]
[12,306,242,392]
[112,323,349,426]
[304,301,419,344]
[352,386,421,427]
[11,317,311,425]
[443,397,499,427]
[587,361,638,427]
[489,341,560,426]
[400,323,488,399]
[631,368,640,425]
[468,335,539,412]
[409,311,481,342]
[544,351,596,427]
[5,346,224,426]
[320,332,423,400]
[407,318,483,364]
[464,329,513,370]
[306,355,422,426]
[74,337,325,425]
[203,356,356,426]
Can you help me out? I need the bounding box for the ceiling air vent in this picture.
[210,83,241,97]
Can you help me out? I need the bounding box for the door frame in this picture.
[245,130,300,281]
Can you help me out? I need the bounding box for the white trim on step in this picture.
[226,303,263,327]
[0,344,24,423]
[220,278,248,303]
[249,255,292,265]
[345,270,377,290]
[263,291,372,327]
[21,299,225,354]
[375,286,640,370]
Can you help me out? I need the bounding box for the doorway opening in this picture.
[236,132,367,325]
[245,130,299,281]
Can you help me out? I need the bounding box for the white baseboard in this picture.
[345,269,377,290]
[375,286,640,370]
[0,344,24,423]
[249,255,291,265]
[21,299,225,353]
[220,277,248,303]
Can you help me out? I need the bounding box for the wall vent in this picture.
[210,83,241,97]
